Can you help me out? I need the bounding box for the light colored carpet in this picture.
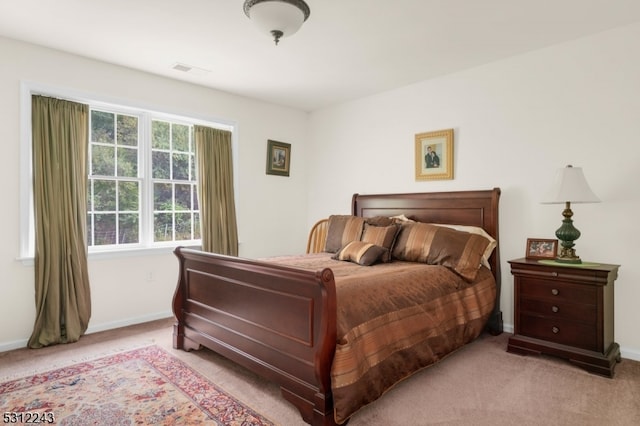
[2,318,639,425]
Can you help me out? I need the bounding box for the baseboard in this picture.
[0,338,29,353]
[0,311,173,353]
[620,345,640,362]
[84,311,173,335]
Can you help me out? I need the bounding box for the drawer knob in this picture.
[551,305,559,313]
[551,272,558,277]
[551,288,559,296]
[552,326,560,334]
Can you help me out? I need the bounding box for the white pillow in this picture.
[428,223,497,269]
[389,214,415,223]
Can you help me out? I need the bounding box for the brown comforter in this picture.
[266,253,496,424]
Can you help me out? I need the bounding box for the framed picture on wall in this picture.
[266,139,291,177]
[525,238,558,260]
[415,129,454,180]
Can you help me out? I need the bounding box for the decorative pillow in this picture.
[324,215,365,253]
[365,216,395,227]
[360,223,399,262]
[392,223,491,281]
[333,241,387,266]
[429,223,497,269]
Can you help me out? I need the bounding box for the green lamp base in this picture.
[555,202,582,264]
[555,255,582,264]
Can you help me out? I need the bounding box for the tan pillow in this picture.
[324,215,365,253]
[361,223,399,262]
[392,223,491,281]
[333,241,387,266]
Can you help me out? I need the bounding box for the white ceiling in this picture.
[1,0,640,111]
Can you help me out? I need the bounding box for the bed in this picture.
[172,188,502,425]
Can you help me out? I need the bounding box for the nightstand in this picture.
[507,257,620,377]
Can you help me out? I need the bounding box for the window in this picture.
[149,119,199,243]
[88,110,142,246]
[19,83,234,260]
[87,110,200,250]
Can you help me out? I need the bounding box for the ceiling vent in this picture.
[172,62,211,76]
[172,63,192,72]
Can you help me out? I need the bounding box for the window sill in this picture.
[17,244,202,267]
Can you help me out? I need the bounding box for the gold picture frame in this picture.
[526,238,558,260]
[415,129,454,180]
[266,139,291,177]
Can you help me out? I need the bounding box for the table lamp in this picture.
[542,165,600,264]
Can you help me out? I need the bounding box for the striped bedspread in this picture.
[266,253,496,424]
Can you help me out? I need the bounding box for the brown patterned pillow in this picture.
[361,223,399,262]
[324,215,365,253]
[365,216,395,227]
[429,223,497,269]
[392,222,491,281]
[333,241,387,266]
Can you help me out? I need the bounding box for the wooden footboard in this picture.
[172,247,338,426]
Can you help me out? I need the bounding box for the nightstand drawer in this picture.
[520,277,596,304]
[520,314,597,351]
[520,298,596,324]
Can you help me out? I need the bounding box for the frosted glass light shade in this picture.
[244,0,311,44]
[542,165,600,204]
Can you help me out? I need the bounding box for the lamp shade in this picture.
[244,0,311,44]
[542,165,600,204]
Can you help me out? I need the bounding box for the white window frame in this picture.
[18,81,237,264]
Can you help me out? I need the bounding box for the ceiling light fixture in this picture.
[243,0,311,46]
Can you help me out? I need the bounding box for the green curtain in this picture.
[29,95,92,348]
[194,126,239,255]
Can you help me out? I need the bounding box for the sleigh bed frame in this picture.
[172,188,502,425]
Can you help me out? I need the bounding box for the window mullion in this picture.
[140,113,154,247]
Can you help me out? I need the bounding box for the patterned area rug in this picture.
[0,345,275,425]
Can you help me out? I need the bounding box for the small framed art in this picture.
[526,238,558,260]
[266,139,291,176]
[415,129,454,180]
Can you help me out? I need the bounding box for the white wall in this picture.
[307,23,640,359]
[0,37,310,350]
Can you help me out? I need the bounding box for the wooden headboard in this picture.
[352,188,502,334]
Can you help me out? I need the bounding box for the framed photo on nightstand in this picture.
[525,238,558,260]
